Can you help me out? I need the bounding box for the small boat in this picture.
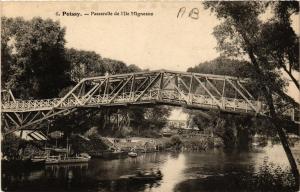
[252,142,260,147]
[31,158,46,166]
[162,131,172,137]
[44,136,91,165]
[32,156,47,162]
[132,173,163,181]
[45,154,90,165]
[128,152,138,157]
[79,153,91,159]
[120,170,163,182]
[45,156,59,164]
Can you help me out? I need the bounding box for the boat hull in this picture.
[128,152,138,157]
[45,158,89,164]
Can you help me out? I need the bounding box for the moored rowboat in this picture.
[128,152,138,157]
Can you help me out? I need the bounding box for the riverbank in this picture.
[3,132,298,162]
[0,132,228,162]
[102,134,224,153]
[2,141,300,192]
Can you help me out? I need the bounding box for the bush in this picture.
[1,134,23,160]
[249,158,296,191]
[163,135,183,150]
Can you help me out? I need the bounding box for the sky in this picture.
[1,2,299,120]
[2,2,220,72]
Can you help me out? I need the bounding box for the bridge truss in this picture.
[1,70,299,134]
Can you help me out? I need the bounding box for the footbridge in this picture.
[1,70,299,133]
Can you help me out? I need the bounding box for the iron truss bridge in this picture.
[1,70,299,133]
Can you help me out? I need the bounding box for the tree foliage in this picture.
[204,1,299,94]
[258,2,299,89]
[1,17,71,99]
[1,134,23,160]
[1,16,171,137]
[66,48,105,82]
[142,106,171,130]
[61,50,170,137]
[203,1,299,187]
[187,56,252,78]
[187,57,262,149]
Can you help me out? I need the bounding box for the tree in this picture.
[2,17,171,141]
[187,57,261,149]
[258,21,299,90]
[203,1,299,189]
[102,58,131,74]
[187,56,253,78]
[143,106,171,129]
[57,51,170,137]
[170,135,182,150]
[1,17,15,87]
[1,134,23,160]
[270,2,299,90]
[1,17,71,99]
[66,48,105,82]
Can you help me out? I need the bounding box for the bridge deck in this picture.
[1,70,299,131]
[2,90,262,113]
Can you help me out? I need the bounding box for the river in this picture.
[2,141,300,191]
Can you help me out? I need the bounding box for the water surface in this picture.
[2,141,300,192]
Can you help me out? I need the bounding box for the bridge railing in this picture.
[2,98,61,111]
[2,89,298,124]
[0,89,280,116]
[1,89,263,112]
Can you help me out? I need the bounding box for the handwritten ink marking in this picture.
[177,7,199,20]
[177,7,186,18]
[189,8,199,20]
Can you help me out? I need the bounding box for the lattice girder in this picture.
[1,70,298,132]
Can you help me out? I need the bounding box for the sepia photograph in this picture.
[1,1,300,191]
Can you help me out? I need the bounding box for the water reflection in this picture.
[154,153,186,192]
[45,163,89,177]
[253,141,291,171]
[2,142,300,191]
